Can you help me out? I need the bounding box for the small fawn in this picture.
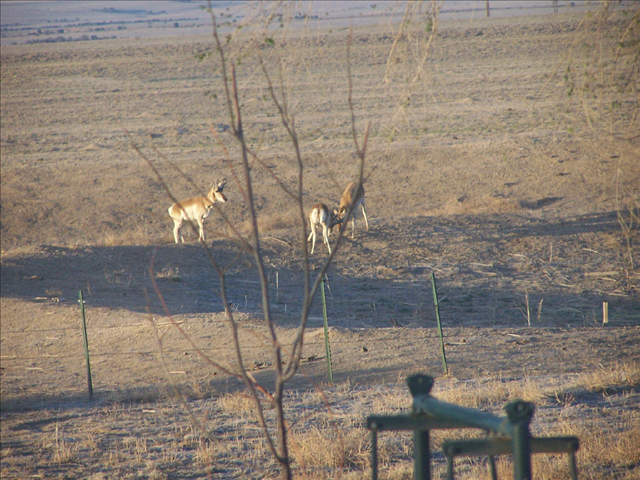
[308,203,341,254]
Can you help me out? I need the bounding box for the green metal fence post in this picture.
[321,275,333,384]
[506,400,535,480]
[78,290,94,401]
[408,374,435,480]
[446,450,454,480]
[430,273,448,375]
[414,430,431,480]
[488,451,498,480]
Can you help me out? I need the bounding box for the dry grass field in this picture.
[1,1,639,479]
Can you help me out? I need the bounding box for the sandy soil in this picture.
[1,2,639,478]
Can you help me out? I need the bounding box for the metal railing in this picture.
[367,374,580,480]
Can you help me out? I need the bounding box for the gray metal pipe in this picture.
[412,395,515,437]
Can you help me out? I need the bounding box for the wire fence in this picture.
[2,271,633,408]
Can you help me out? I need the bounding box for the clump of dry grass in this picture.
[218,391,260,419]
[536,414,640,480]
[0,244,49,259]
[154,266,181,282]
[569,361,640,393]
[289,423,370,471]
[259,212,299,232]
[195,441,228,469]
[234,209,300,238]
[179,378,218,400]
[98,224,160,247]
[51,424,76,464]
[108,386,163,404]
[433,376,554,409]
[370,385,411,414]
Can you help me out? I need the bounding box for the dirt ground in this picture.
[1,2,639,479]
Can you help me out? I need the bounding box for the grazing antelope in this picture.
[338,181,369,239]
[308,203,341,254]
[168,179,227,243]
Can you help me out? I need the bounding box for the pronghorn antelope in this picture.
[307,203,341,254]
[338,181,369,239]
[168,179,227,243]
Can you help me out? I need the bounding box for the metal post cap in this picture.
[505,400,535,424]
[407,374,435,397]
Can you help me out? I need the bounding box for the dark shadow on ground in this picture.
[1,211,637,326]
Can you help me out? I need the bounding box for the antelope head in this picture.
[329,207,343,234]
[210,178,228,203]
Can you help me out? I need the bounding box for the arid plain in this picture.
[1,1,639,478]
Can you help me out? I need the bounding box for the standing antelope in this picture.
[308,203,341,254]
[168,179,227,243]
[338,181,369,239]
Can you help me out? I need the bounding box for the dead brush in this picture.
[616,164,639,271]
[52,423,76,464]
[154,266,181,282]
[236,210,298,236]
[289,424,370,472]
[195,441,227,468]
[98,223,157,246]
[539,416,640,480]
[433,376,551,409]
[218,391,261,419]
[369,385,412,414]
[179,377,216,400]
[568,361,640,393]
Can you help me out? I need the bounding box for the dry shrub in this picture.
[540,418,640,480]
[570,362,640,392]
[235,210,299,236]
[230,203,301,237]
[377,463,413,480]
[430,457,511,480]
[603,232,625,251]
[98,224,158,246]
[259,211,298,232]
[51,425,76,464]
[154,266,181,281]
[354,460,413,480]
[99,232,121,247]
[195,441,228,468]
[0,244,48,258]
[107,386,163,404]
[584,427,640,471]
[369,385,412,415]
[616,188,640,269]
[433,376,551,409]
[178,378,217,401]
[288,422,413,479]
[532,454,580,480]
[218,391,260,419]
[604,428,640,469]
[289,425,370,471]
